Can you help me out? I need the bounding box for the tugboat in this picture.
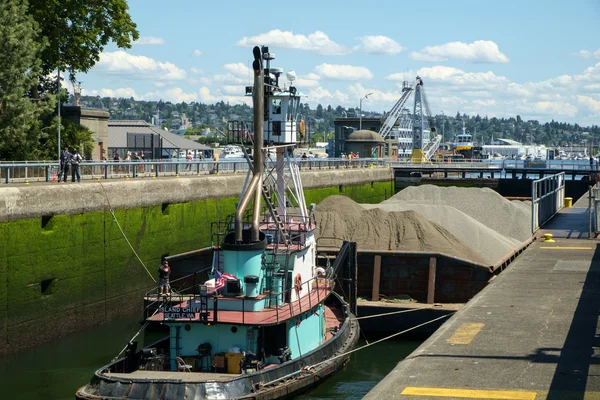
[76,46,359,400]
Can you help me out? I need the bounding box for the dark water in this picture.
[0,314,421,400]
[296,339,421,400]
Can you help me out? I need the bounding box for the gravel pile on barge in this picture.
[384,185,532,242]
[362,203,522,265]
[315,196,486,264]
[315,186,532,265]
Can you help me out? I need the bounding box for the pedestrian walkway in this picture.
[365,193,600,400]
[538,192,591,239]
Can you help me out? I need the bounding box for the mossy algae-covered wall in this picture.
[0,178,392,354]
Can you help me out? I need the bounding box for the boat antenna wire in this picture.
[95,178,157,283]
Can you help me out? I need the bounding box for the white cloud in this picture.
[141,88,198,103]
[462,90,492,97]
[385,72,407,81]
[315,63,373,81]
[193,49,203,57]
[577,95,600,112]
[223,63,252,79]
[237,30,350,55]
[416,66,510,89]
[354,36,405,55]
[473,99,496,106]
[516,101,578,118]
[347,83,401,104]
[410,40,509,63]
[198,86,252,105]
[190,67,204,75]
[575,49,600,59]
[81,88,138,98]
[221,85,244,95]
[295,73,320,88]
[306,86,350,106]
[134,36,166,45]
[95,51,187,80]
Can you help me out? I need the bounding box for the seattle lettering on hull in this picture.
[165,312,196,319]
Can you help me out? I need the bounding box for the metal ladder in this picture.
[261,177,290,245]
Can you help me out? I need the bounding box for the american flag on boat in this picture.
[214,269,238,291]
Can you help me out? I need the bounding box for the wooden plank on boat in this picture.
[372,255,381,301]
[427,257,436,304]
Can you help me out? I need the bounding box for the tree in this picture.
[28,0,139,76]
[316,104,324,118]
[0,0,54,160]
[39,118,95,160]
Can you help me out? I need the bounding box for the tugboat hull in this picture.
[76,294,359,400]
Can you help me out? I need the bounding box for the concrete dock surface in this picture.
[365,196,600,399]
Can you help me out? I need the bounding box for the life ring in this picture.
[298,120,306,138]
[294,273,302,294]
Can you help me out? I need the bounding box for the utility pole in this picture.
[441,110,445,146]
[57,68,61,161]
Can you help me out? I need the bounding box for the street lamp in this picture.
[57,67,61,161]
[359,93,373,130]
[440,110,445,146]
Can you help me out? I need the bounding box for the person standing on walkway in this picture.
[158,260,171,296]
[61,148,72,182]
[59,147,70,182]
[71,149,82,182]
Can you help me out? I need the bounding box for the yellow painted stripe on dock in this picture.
[447,323,485,344]
[401,387,536,399]
[540,246,593,250]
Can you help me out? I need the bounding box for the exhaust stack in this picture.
[234,46,264,243]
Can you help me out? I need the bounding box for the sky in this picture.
[80,0,600,125]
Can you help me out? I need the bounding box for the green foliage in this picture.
[196,136,221,145]
[0,0,54,160]
[38,118,95,160]
[28,0,139,75]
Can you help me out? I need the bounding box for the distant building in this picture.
[61,106,110,161]
[108,120,213,159]
[333,117,382,157]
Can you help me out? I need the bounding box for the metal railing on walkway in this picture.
[531,172,565,233]
[590,184,600,235]
[0,158,390,184]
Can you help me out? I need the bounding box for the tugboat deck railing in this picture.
[146,276,333,326]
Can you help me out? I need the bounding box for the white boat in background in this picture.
[221,145,245,159]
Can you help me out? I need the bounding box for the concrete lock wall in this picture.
[0,169,393,354]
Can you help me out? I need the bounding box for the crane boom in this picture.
[379,84,414,139]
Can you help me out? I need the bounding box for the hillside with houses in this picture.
[76,95,600,148]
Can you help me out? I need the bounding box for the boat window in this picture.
[272,99,281,115]
[272,121,281,136]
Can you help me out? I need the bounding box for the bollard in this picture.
[543,233,554,242]
[564,197,573,208]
